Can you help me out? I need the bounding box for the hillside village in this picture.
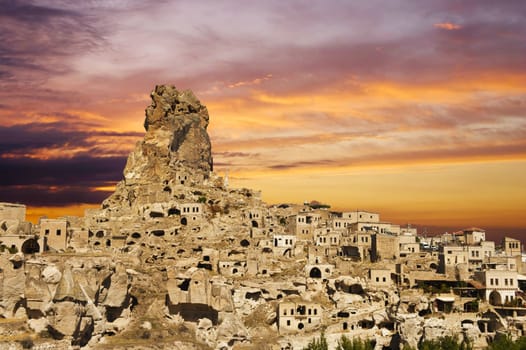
[0,85,525,350]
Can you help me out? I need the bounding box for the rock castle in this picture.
[0,86,525,349]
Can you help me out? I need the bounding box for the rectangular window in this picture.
[490,278,494,285]
[495,279,499,286]
[56,229,61,236]
[45,229,50,235]
[376,277,379,282]
[286,320,291,326]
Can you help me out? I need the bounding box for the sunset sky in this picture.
[1,1,525,239]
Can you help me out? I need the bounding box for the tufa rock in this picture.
[134,84,212,176]
[103,85,213,211]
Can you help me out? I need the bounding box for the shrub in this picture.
[337,335,373,350]
[303,333,328,350]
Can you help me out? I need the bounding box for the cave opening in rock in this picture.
[309,267,322,278]
[168,208,180,216]
[152,230,165,237]
[21,238,40,254]
[167,303,218,324]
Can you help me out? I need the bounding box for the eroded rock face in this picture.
[398,315,423,349]
[144,85,212,172]
[127,85,212,181]
[102,85,213,214]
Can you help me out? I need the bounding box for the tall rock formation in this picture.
[102,85,214,212]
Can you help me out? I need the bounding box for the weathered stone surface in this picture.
[102,270,128,307]
[398,314,423,349]
[48,301,84,337]
[144,85,212,172]
[54,266,85,302]
[42,265,62,284]
[0,255,25,317]
[28,317,49,334]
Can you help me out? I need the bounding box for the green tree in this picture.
[303,333,328,350]
[419,335,471,350]
[336,335,373,350]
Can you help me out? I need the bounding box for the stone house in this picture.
[277,301,322,334]
[439,241,495,274]
[272,234,296,258]
[314,228,341,247]
[503,237,522,257]
[305,263,334,279]
[40,218,68,252]
[369,268,393,287]
[371,234,400,262]
[474,268,519,306]
[218,260,247,277]
[463,228,486,244]
[342,211,380,223]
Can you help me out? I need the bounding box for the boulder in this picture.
[48,301,83,337]
[42,265,62,284]
[102,271,129,307]
[398,315,423,349]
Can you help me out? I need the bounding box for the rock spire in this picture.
[102,85,214,211]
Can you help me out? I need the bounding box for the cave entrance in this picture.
[309,267,322,278]
[21,238,40,254]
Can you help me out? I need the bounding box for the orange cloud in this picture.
[434,22,462,30]
[228,74,273,88]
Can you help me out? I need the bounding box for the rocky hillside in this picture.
[0,86,497,350]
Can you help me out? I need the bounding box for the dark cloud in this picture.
[0,152,126,206]
[0,0,75,21]
[0,121,142,156]
[0,0,105,89]
[0,156,126,187]
[0,119,137,207]
[0,185,112,206]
